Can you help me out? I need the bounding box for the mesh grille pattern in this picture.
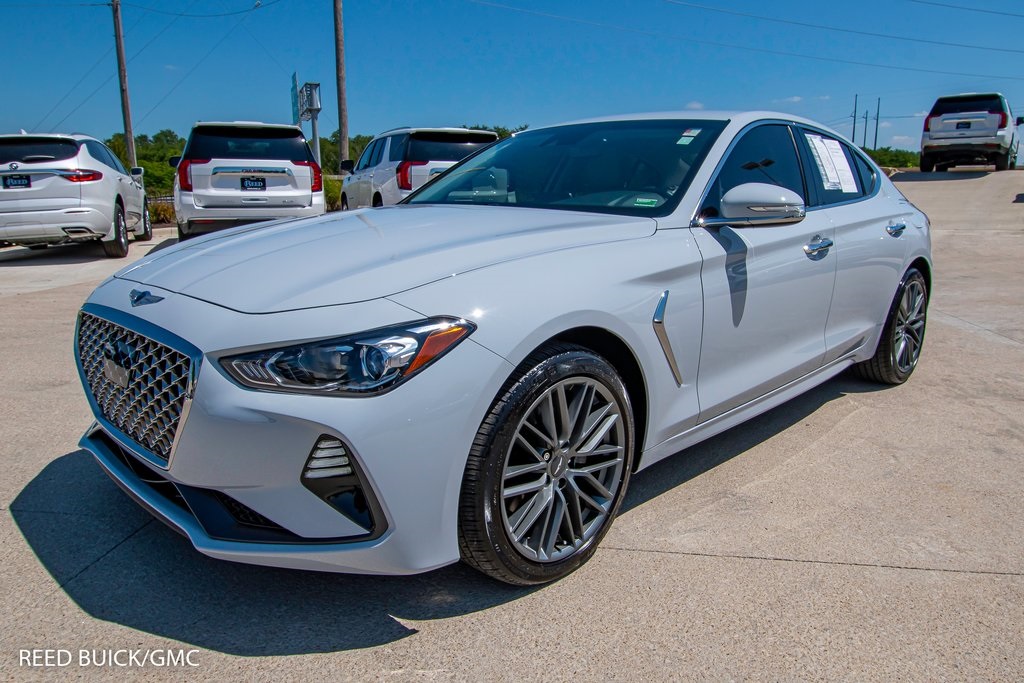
[78,312,192,464]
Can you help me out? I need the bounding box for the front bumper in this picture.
[0,206,111,244]
[75,277,513,575]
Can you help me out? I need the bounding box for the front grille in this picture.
[78,312,193,464]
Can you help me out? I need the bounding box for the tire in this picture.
[27,244,48,251]
[135,201,153,241]
[854,268,928,385]
[102,204,129,258]
[919,155,934,173]
[341,194,349,211]
[458,343,635,585]
[177,223,190,242]
[995,152,1009,171]
[372,194,383,208]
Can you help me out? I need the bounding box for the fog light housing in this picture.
[301,435,385,539]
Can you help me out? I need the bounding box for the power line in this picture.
[120,0,284,18]
[468,0,1024,82]
[907,0,1024,19]
[665,0,1024,56]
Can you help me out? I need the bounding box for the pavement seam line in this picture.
[602,545,1024,577]
[52,518,156,592]
[932,308,1024,347]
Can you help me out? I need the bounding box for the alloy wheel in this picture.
[892,279,926,374]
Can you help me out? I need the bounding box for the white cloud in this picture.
[164,64,179,71]
[891,135,916,149]
[818,95,831,101]
[914,111,929,117]
[773,96,803,104]
[879,121,892,128]
[684,101,705,110]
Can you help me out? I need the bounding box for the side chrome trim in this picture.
[652,290,683,386]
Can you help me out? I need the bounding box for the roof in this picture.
[191,121,303,130]
[372,126,498,138]
[0,132,97,141]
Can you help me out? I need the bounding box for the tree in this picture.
[464,123,529,139]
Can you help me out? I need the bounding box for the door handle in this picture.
[803,236,834,256]
[886,222,907,236]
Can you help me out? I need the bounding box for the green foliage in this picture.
[148,202,176,224]
[463,123,529,139]
[105,129,186,196]
[323,176,342,212]
[863,146,919,168]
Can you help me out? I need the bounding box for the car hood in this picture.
[116,205,656,313]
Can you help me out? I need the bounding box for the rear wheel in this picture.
[341,194,349,211]
[995,152,1010,171]
[854,268,928,384]
[27,244,48,251]
[372,194,383,208]
[102,204,129,258]
[459,344,634,585]
[919,155,934,173]
[135,201,153,241]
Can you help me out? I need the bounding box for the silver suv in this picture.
[0,133,150,257]
[340,127,497,209]
[171,122,325,240]
[920,92,1022,172]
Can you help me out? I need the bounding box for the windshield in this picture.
[405,131,497,162]
[0,137,79,164]
[405,119,726,217]
[184,126,312,161]
[931,95,1003,116]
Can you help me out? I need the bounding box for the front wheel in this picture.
[135,201,153,241]
[854,268,928,384]
[341,194,349,211]
[459,344,634,585]
[102,204,129,258]
[920,155,934,173]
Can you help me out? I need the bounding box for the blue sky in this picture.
[2,0,1022,150]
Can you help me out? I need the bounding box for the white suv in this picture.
[340,127,498,209]
[171,122,325,240]
[0,133,150,257]
[920,92,1022,171]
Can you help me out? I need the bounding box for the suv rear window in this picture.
[0,137,79,164]
[405,131,497,162]
[930,95,1003,116]
[184,126,311,161]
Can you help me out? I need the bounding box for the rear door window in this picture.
[185,126,310,161]
[406,131,497,162]
[369,138,385,167]
[0,137,79,164]
[799,130,864,205]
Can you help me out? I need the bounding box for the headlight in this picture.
[221,317,476,396]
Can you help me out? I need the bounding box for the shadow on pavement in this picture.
[1014,194,1024,204]
[11,371,885,656]
[0,237,176,266]
[893,170,990,183]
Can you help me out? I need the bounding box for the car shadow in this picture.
[893,169,990,182]
[0,237,177,266]
[1014,193,1024,204]
[11,370,884,656]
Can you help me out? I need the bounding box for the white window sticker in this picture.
[677,128,701,145]
[805,133,858,193]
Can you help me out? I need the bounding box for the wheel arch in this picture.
[908,256,931,293]
[536,326,649,470]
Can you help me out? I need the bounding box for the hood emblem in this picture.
[8,162,18,171]
[129,289,164,307]
[101,339,137,389]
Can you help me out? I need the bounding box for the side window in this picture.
[703,124,804,216]
[800,130,864,205]
[369,138,385,167]
[354,140,377,171]
[85,141,116,171]
[852,151,876,196]
[388,134,408,161]
[102,144,128,174]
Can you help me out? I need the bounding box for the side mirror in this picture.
[340,159,355,173]
[1017,117,1024,126]
[692,182,805,228]
[168,155,181,168]
[130,166,144,177]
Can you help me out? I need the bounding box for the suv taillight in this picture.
[396,161,426,191]
[294,160,322,192]
[60,169,103,182]
[924,116,933,132]
[177,158,209,192]
[992,111,1008,129]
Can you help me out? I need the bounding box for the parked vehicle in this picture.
[0,133,150,257]
[170,122,324,240]
[340,127,498,209]
[920,93,1021,171]
[74,111,931,585]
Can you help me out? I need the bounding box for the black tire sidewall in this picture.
[467,348,634,584]
[885,268,928,382]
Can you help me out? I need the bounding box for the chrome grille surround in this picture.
[76,303,201,469]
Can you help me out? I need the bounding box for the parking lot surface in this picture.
[2,170,1022,681]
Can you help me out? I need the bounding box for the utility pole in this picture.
[862,110,869,147]
[852,94,858,143]
[873,97,881,150]
[111,0,136,167]
[333,0,348,168]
